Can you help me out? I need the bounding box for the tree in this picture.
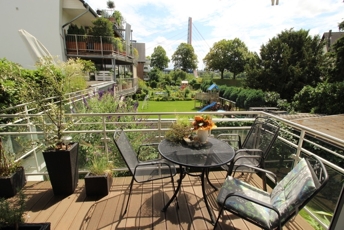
[338,20,344,31]
[172,43,198,72]
[245,29,326,102]
[203,38,250,79]
[150,46,170,70]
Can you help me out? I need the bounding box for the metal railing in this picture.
[0,110,343,229]
[65,34,134,59]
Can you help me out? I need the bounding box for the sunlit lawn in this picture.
[137,100,201,118]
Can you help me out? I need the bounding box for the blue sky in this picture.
[86,0,344,69]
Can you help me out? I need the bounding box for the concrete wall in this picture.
[0,0,64,69]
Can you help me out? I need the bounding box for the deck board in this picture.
[20,171,314,230]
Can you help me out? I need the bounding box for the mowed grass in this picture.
[137,100,202,118]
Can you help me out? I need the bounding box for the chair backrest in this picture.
[270,155,328,227]
[113,130,139,175]
[242,116,280,159]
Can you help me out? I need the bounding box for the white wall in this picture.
[0,0,63,69]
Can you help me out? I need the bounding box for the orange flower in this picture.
[192,115,217,131]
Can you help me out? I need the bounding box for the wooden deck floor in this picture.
[20,171,313,230]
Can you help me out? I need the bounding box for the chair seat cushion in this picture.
[217,177,272,228]
[270,158,316,227]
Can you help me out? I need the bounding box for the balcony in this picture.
[0,108,343,229]
[65,35,135,65]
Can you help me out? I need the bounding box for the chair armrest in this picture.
[233,164,278,184]
[222,192,282,230]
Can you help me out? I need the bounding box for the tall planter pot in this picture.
[84,172,112,196]
[0,167,26,198]
[43,142,79,196]
[1,222,51,230]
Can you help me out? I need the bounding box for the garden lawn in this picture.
[137,100,199,118]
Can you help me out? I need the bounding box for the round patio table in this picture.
[158,137,235,224]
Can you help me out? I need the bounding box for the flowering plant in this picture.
[192,115,217,131]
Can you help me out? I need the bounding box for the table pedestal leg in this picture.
[161,165,183,212]
[206,169,218,191]
[202,169,216,224]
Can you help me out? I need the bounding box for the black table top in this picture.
[158,137,235,168]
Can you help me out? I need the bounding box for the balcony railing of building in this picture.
[0,104,343,229]
[65,34,134,61]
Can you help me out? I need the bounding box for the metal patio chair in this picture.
[217,116,280,191]
[113,129,178,215]
[214,155,328,230]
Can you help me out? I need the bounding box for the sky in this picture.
[86,0,344,70]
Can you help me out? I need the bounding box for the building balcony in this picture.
[0,109,343,229]
[65,35,135,65]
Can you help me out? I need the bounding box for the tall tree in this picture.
[245,29,326,101]
[150,46,170,70]
[203,38,249,79]
[172,43,198,72]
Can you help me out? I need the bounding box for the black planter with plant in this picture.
[0,189,51,229]
[20,58,86,197]
[84,151,113,196]
[0,138,26,198]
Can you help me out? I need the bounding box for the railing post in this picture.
[329,184,344,229]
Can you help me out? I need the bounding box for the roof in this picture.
[207,83,219,91]
[278,113,344,142]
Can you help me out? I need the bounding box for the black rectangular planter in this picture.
[43,142,79,196]
[85,172,112,196]
[0,166,26,198]
[1,222,51,230]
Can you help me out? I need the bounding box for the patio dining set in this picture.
[113,116,328,230]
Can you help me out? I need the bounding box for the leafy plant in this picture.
[87,151,114,176]
[20,57,86,149]
[165,117,193,143]
[0,137,20,177]
[0,190,26,228]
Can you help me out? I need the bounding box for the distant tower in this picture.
[187,17,192,45]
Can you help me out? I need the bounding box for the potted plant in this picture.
[88,17,114,53]
[165,117,193,143]
[0,190,51,229]
[66,24,86,53]
[20,57,85,196]
[84,151,114,196]
[0,138,26,199]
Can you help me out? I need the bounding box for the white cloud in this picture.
[86,0,344,69]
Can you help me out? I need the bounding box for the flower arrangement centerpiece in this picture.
[192,115,217,143]
[192,115,217,131]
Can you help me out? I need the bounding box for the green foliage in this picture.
[88,17,114,38]
[67,24,86,35]
[113,10,124,27]
[0,190,26,228]
[328,36,344,83]
[87,151,114,176]
[148,68,163,82]
[74,92,150,170]
[293,81,344,114]
[165,117,193,143]
[169,69,187,84]
[20,57,87,146]
[203,38,250,79]
[0,138,20,177]
[150,46,170,70]
[0,58,29,113]
[172,43,198,71]
[245,29,326,102]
